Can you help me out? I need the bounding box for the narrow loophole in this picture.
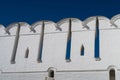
[25,48,29,58]
[94,17,100,60]
[109,69,115,80]
[48,70,54,78]
[37,21,44,63]
[11,24,20,64]
[80,45,84,56]
[65,19,72,61]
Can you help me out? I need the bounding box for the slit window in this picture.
[81,45,84,56]
[65,19,72,62]
[95,17,100,60]
[109,69,115,80]
[11,24,20,64]
[48,70,54,78]
[37,21,45,62]
[25,48,29,58]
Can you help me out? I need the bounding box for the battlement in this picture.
[1,14,120,80]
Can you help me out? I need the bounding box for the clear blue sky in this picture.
[0,0,120,26]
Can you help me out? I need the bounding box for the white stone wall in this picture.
[0,14,120,80]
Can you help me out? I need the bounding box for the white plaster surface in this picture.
[0,15,120,80]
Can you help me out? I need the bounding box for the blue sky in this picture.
[0,0,120,26]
